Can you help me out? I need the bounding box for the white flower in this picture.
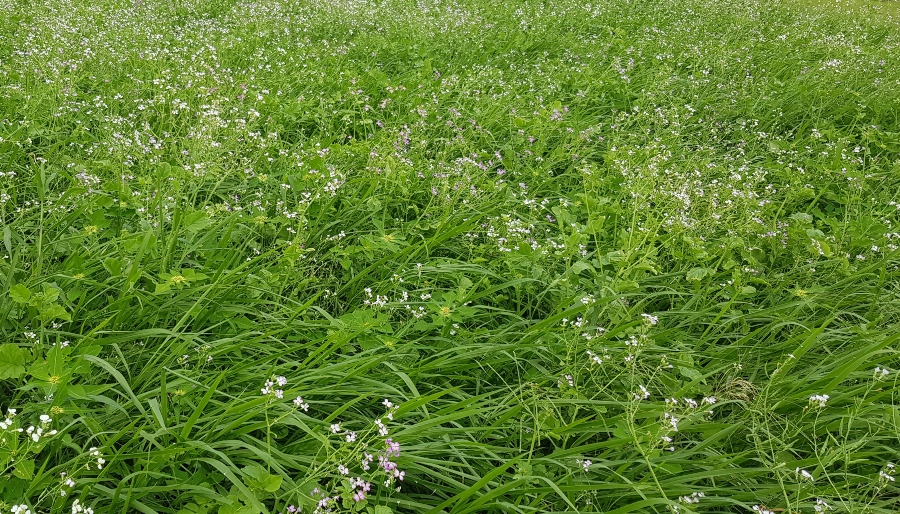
[330,423,342,434]
[88,447,105,470]
[634,384,650,400]
[814,498,831,512]
[72,499,95,514]
[679,492,705,504]
[809,394,829,407]
[796,467,814,482]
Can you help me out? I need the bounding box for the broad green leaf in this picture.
[13,459,35,480]
[0,344,27,379]
[41,283,60,302]
[39,303,71,322]
[9,284,30,303]
[261,474,282,492]
[183,211,212,232]
[686,267,711,281]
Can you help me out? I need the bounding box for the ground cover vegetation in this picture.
[1,0,900,512]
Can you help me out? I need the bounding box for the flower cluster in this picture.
[1,410,58,444]
[60,472,76,496]
[293,396,310,411]
[88,447,105,470]
[25,414,58,442]
[586,349,606,365]
[809,394,830,407]
[303,398,407,512]
[261,375,288,399]
[670,492,706,512]
[795,467,814,482]
[809,394,829,408]
[640,313,659,325]
[71,499,95,514]
[634,384,650,400]
[679,491,705,504]
[879,462,895,484]
[0,407,18,430]
[813,498,832,512]
[350,476,371,502]
[360,452,373,471]
[313,491,340,514]
[379,438,405,485]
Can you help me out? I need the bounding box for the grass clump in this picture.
[1,0,899,512]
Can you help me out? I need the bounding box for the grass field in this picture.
[1,0,900,512]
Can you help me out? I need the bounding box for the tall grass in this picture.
[1,0,899,512]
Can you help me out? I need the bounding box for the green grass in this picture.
[1,0,899,512]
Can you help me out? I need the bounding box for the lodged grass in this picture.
[1,0,899,512]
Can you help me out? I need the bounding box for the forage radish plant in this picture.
[1,0,899,512]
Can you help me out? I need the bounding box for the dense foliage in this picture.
[1,0,899,512]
